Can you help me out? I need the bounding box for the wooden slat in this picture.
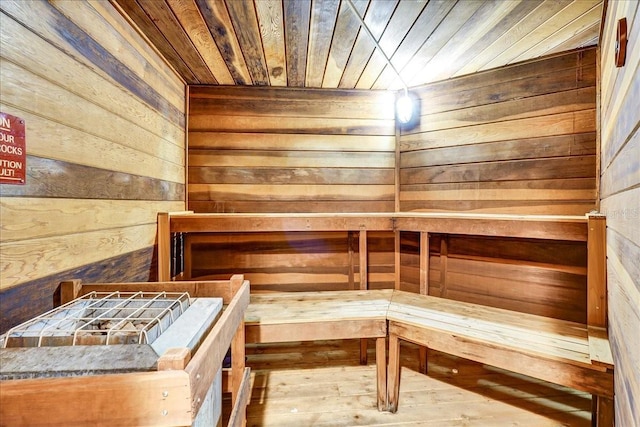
[195,0,252,84]
[188,132,395,152]
[0,59,185,167]
[338,0,397,89]
[0,156,184,200]
[112,0,198,83]
[587,326,614,369]
[321,0,366,88]
[0,370,192,426]
[0,198,183,242]
[255,0,287,87]
[132,0,216,83]
[482,0,601,70]
[457,0,573,75]
[371,0,455,90]
[283,0,310,86]
[0,106,184,184]
[425,0,527,83]
[0,14,184,143]
[166,0,234,84]
[306,0,340,87]
[0,224,157,290]
[225,0,269,85]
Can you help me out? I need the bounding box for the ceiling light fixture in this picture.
[345,0,416,126]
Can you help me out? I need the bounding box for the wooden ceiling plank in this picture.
[402,0,486,89]
[283,0,311,87]
[306,0,341,88]
[195,0,252,85]
[339,0,398,89]
[322,0,368,88]
[92,0,196,87]
[446,0,547,79]
[416,0,524,85]
[166,0,234,85]
[99,0,185,96]
[138,0,217,84]
[356,0,427,90]
[482,0,601,70]
[372,0,455,90]
[458,0,573,76]
[255,0,287,87]
[545,22,601,56]
[513,2,603,62]
[225,0,270,85]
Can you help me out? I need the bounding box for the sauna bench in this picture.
[245,289,392,411]
[386,290,614,425]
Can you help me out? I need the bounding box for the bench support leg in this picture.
[388,334,401,413]
[360,338,368,365]
[592,395,614,427]
[419,346,428,374]
[376,337,387,411]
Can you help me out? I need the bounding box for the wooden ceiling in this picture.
[114,0,604,89]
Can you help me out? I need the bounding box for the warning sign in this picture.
[0,112,26,185]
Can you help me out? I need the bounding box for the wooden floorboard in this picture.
[223,339,591,426]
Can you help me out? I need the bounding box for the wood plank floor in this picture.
[223,339,592,426]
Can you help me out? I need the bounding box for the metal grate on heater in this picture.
[2,291,192,348]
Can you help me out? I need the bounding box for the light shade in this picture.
[396,93,414,124]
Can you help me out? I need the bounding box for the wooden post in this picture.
[348,231,355,290]
[394,230,401,290]
[231,321,245,409]
[60,280,82,304]
[376,337,387,411]
[183,234,192,280]
[157,212,171,281]
[419,232,429,295]
[587,213,607,327]
[359,227,368,290]
[439,236,449,298]
[387,333,401,413]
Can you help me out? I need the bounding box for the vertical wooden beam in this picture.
[419,232,429,295]
[595,45,602,212]
[359,227,368,290]
[593,395,614,427]
[359,227,368,365]
[183,234,192,280]
[387,333,401,413]
[587,213,607,327]
[231,321,245,409]
[348,231,355,290]
[394,120,401,213]
[376,337,387,411]
[439,235,449,298]
[394,230,401,290]
[157,212,171,281]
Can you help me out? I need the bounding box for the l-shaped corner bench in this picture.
[157,212,614,426]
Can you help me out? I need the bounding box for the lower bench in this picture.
[386,290,615,425]
[244,289,392,410]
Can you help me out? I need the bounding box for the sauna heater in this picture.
[0,290,224,425]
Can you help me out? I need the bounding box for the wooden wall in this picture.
[399,48,597,215]
[599,2,640,425]
[187,86,397,291]
[398,232,587,323]
[0,0,186,332]
[188,86,396,213]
